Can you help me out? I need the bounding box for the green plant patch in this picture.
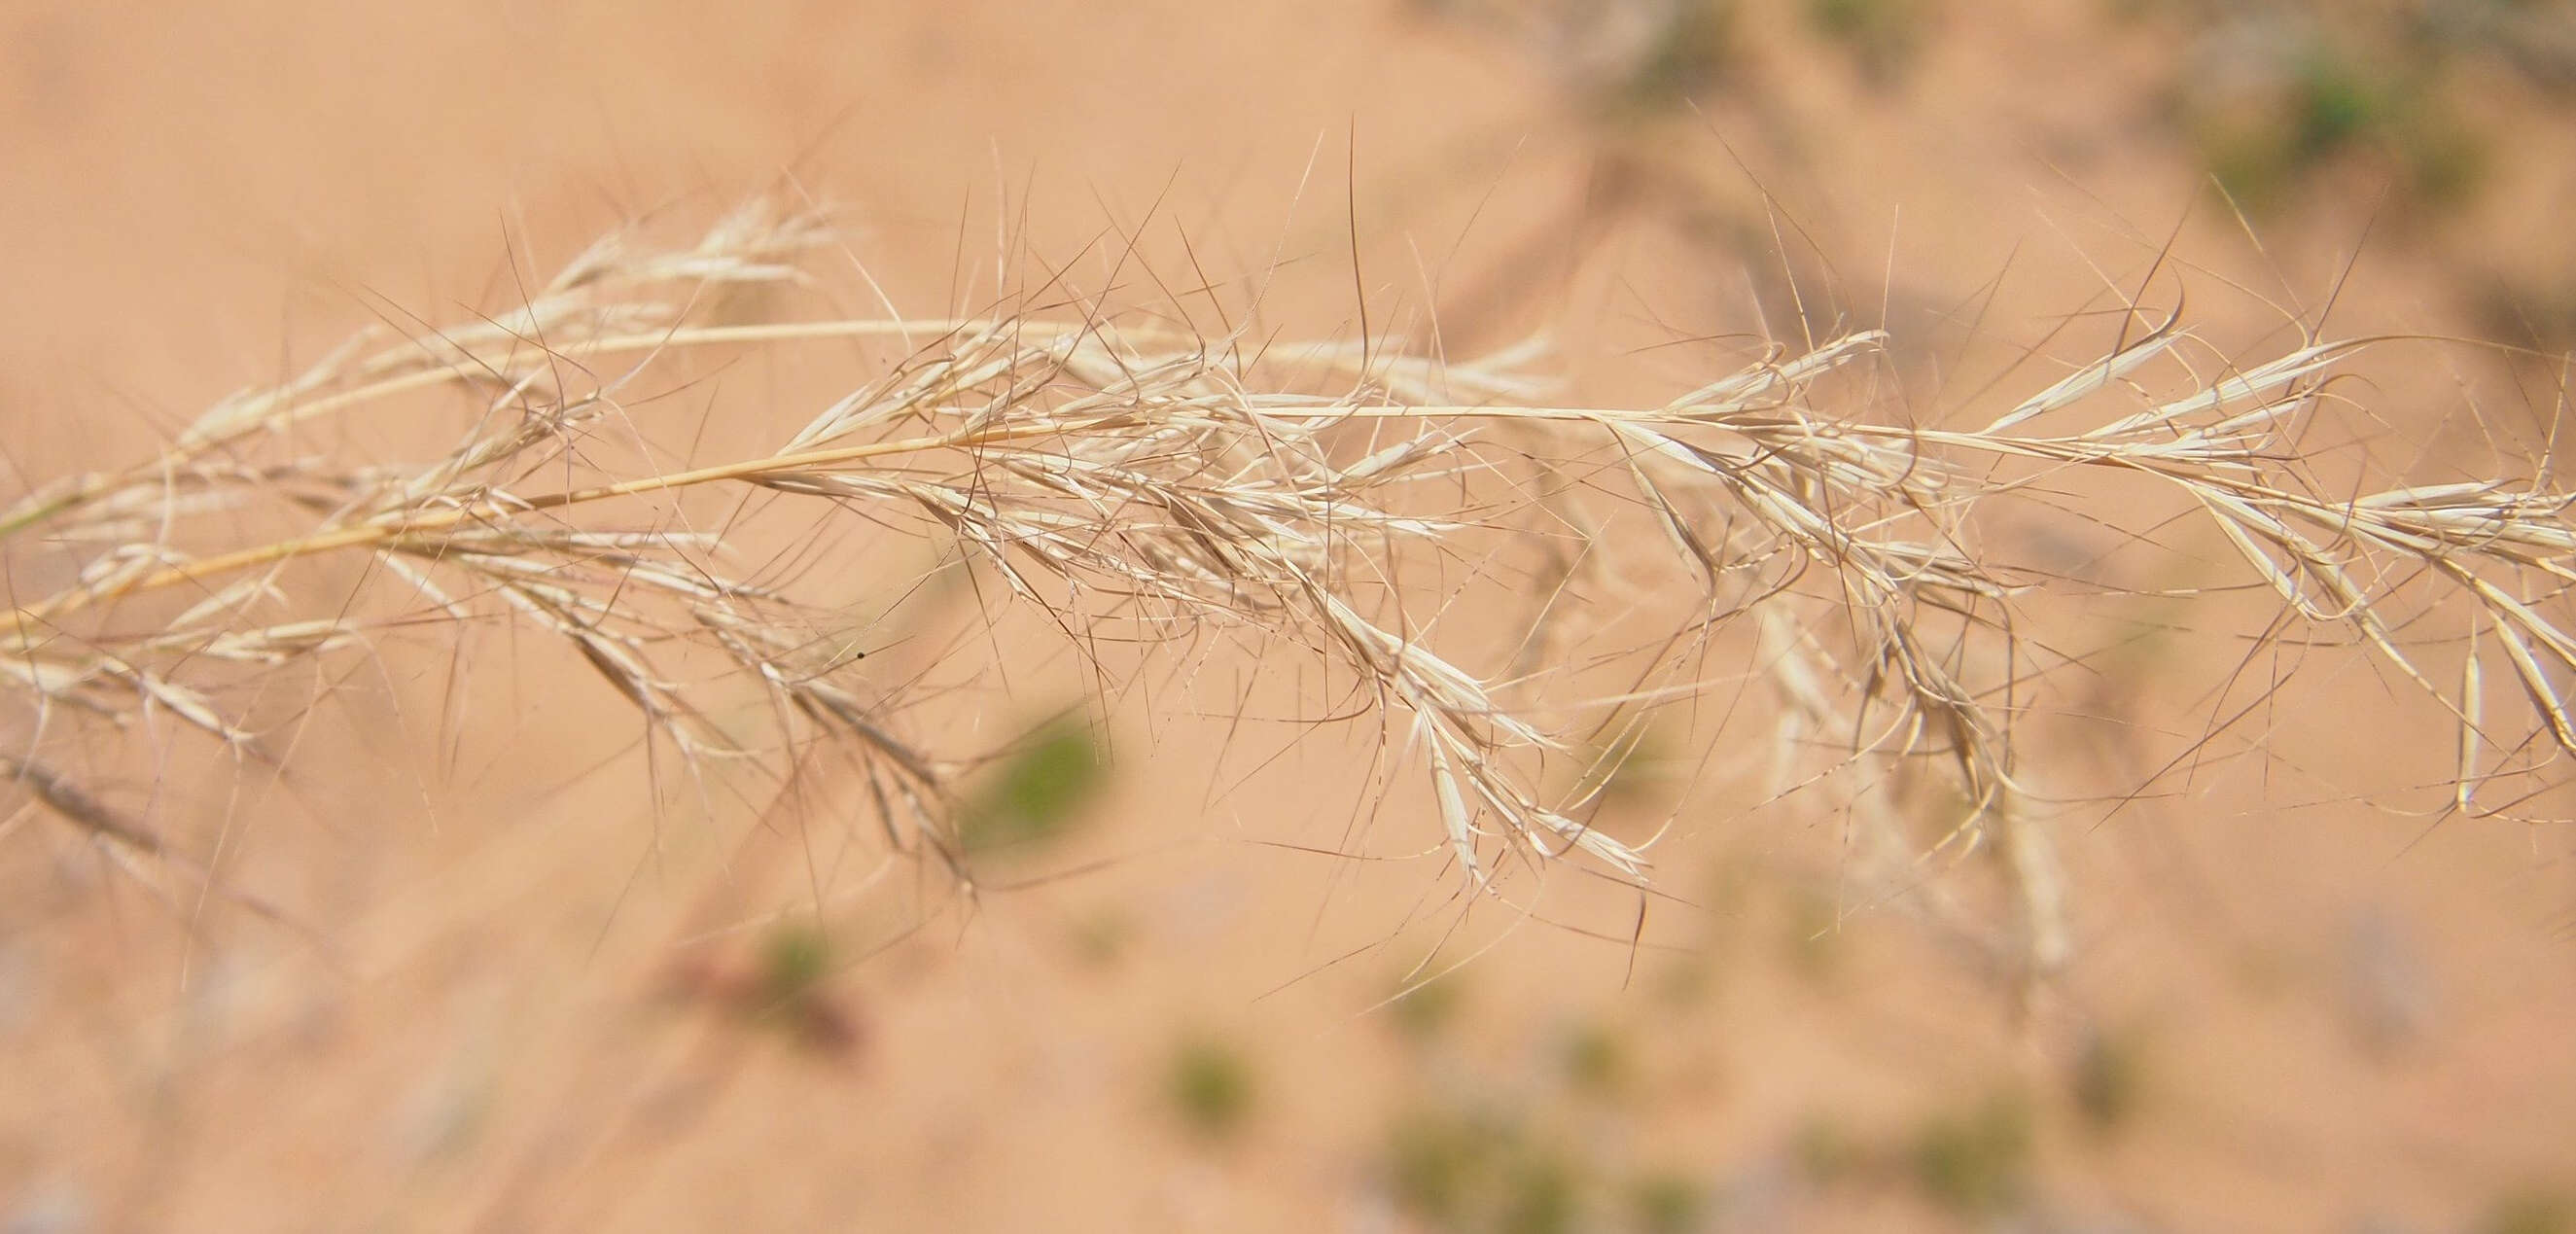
[958,716,1110,857]
[1911,1089,2035,1216]
[1166,1035,1258,1143]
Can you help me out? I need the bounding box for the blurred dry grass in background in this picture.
[4,2,2576,1231]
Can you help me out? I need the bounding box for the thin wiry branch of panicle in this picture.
[2,201,2569,987]
[0,200,834,546]
[1864,326,2576,819]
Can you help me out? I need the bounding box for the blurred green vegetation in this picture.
[2070,1025,2151,1136]
[1568,715,1683,813]
[2180,26,2486,215]
[1603,0,1743,116]
[1166,1035,1259,1144]
[757,922,832,1009]
[1910,1088,2035,1216]
[1066,904,1137,969]
[719,921,865,1056]
[1791,1113,1867,1188]
[1386,1103,1588,1234]
[2483,1187,2576,1234]
[1625,1169,1707,1234]
[1428,0,2547,222]
[1388,970,1471,1042]
[957,714,1110,859]
[1558,1018,1635,1099]
[1373,1009,1698,1233]
[1359,961,2123,1229]
[1807,0,1932,86]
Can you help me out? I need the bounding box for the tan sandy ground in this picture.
[3,3,2573,1230]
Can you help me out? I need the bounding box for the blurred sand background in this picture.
[4,2,2576,1230]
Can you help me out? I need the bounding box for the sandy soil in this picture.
[3,2,2573,1231]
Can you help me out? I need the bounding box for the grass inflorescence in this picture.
[1,198,2569,993]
